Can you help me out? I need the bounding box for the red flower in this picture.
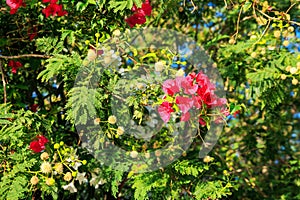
[42,2,68,18]
[233,110,240,117]
[125,13,147,28]
[6,0,25,14]
[43,0,58,3]
[28,27,38,41]
[30,104,39,112]
[29,135,49,153]
[158,102,174,123]
[125,1,152,27]
[89,45,104,56]
[199,117,206,126]
[8,60,22,74]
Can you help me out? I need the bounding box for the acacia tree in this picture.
[0,0,300,199]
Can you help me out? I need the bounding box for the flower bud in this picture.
[108,115,117,124]
[72,171,77,177]
[290,67,298,74]
[40,152,49,160]
[175,69,185,77]
[113,29,121,37]
[203,155,213,163]
[155,150,161,157]
[288,26,294,32]
[283,40,289,47]
[280,74,287,80]
[94,118,101,125]
[292,78,298,85]
[54,163,64,174]
[116,126,124,135]
[64,172,72,181]
[45,177,55,186]
[228,38,235,44]
[144,152,150,159]
[285,66,291,72]
[154,61,164,72]
[40,162,52,174]
[130,151,138,158]
[54,143,60,149]
[95,33,100,38]
[30,176,39,185]
[82,160,87,165]
[273,30,281,38]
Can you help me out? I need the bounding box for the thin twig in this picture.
[286,3,296,14]
[223,0,228,9]
[232,7,243,40]
[255,8,300,26]
[0,60,7,104]
[253,19,271,46]
[0,54,51,59]
[189,0,197,13]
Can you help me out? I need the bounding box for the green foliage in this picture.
[38,52,82,82]
[132,172,169,200]
[194,181,232,200]
[1,0,300,199]
[108,0,142,13]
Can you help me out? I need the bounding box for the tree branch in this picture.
[0,60,7,104]
[0,54,51,59]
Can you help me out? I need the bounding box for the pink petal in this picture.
[180,112,190,121]
[175,96,193,113]
[162,79,180,96]
[158,102,174,123]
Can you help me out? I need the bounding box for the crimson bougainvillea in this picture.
[6,0,25,14]
[29,135,49,153]
[8,60,23,74]
[6,0,67,17]
[42,0,68,18]
[28,27,38,41]
[125,0,152,27]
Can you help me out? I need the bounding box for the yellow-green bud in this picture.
[95,33,100,38]
[82,160,87,165]
[54,143,60,149]
[45,177,55,186]
[72,171,77,177]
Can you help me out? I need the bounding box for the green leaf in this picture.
[242,2,252,13]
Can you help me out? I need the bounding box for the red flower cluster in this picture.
[6,0,25,14]
[42,0,68,18]
[158,72,227,123]
[29,135,49,153]
[8,60,23,74]
[28,27,38,41]
[125,0,152,28]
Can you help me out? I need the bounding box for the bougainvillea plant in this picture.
[6,0,26,14]
[158,71,228,124]
[125,0,152,27]
[29,135,49,153]
[7,60,23,74]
